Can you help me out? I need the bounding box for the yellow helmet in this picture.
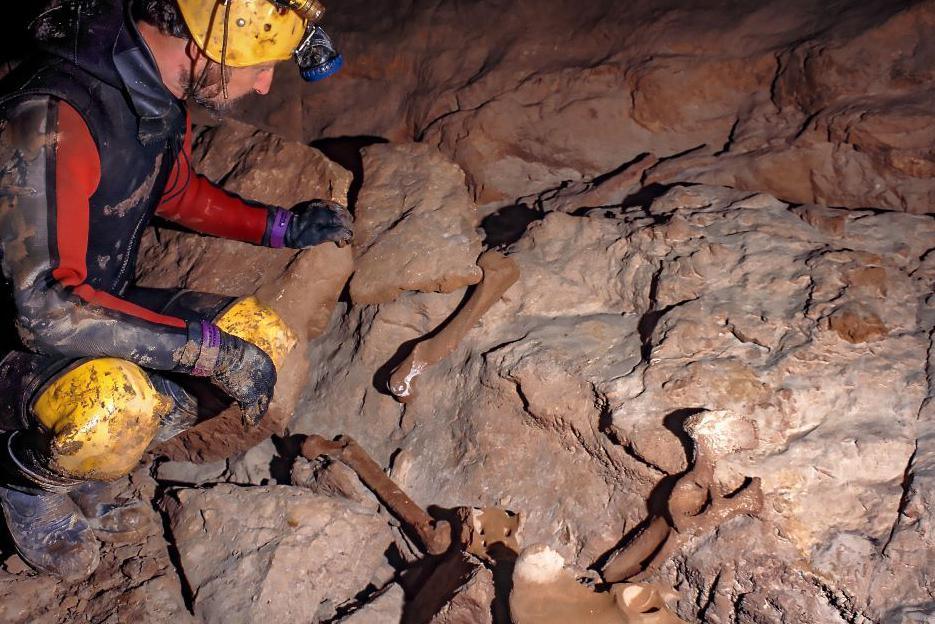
[177,0,326,67]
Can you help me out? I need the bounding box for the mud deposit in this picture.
[1,1,934,622]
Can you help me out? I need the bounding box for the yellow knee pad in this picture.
[215,296,297,369]
[32,359,171,481]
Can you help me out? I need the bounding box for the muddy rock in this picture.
[295,183,934,622]
[235,0,935,214]
[350,143,483,305]
[166,484,395,624]
[154,437,278,486]
[137,120,354,462]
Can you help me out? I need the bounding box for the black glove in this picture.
[211,331,277,426]
[283,200,353,249]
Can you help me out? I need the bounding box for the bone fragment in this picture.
[602,412,764,583]
[510,545,684,624]
[389,251,520,402]
[300,434,452,555]
[455,506,522,562]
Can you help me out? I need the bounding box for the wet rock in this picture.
[350,143,483,305]
[166,484,395,624]
[295,183,934,621]
[137,120,354,462]
[237,0,935,214]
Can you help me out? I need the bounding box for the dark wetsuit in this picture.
[0,1,286,486]
[0,98,273,371]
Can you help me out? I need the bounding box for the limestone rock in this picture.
[236,0,935,214]
[337,583,406,623]
[295,183,934,622]
[350,143,483,304]
[136,120,354,462]
[166,484,395,624]
[404,553,495,624]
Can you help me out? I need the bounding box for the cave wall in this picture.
[233,0,935,214]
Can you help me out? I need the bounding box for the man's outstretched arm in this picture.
[155,115,353,249]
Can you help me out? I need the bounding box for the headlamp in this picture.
[294,26,344,82]
[269,0,326,23]
[269,0,343,83]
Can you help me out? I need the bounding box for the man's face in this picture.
[182,53,276,111]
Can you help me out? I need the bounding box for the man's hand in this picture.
[284,199,353,249]
[211,331,277,426]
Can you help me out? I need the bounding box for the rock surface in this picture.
[337,583,407,623]
[166,484,396,624]
[295,182,934,622]
[350,143,483,305]
[2,3,934,616]
[404,553,496,624]
[236,0,935,214]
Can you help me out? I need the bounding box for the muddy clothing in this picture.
[0,3,277,375]
[0,0,285,495]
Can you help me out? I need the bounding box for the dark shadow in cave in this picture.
[269,433,308,485]
[0,5,42,73]
[310,135,389,212]
[481,202,543,247]
[619,182,685,210]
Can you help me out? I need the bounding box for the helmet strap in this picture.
[219,0,233,99]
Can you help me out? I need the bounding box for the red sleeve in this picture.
[52,102,187,329]
[156,114,269,244]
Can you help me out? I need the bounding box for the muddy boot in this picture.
[0,484,100,581]
[70,481,155,544]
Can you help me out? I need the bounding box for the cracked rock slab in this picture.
[336,583,406,623]
[350,143,483,305]
[166,484,395,624]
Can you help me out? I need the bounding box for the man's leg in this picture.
[0,290,295,580]
[0,355,169,581]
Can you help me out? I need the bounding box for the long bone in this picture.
[602,416,763,583]
[300,434,453,555]
[388,250,520,402]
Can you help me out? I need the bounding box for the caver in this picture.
[0,0,351,581]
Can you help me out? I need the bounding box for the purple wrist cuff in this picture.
[192,321,222,376]
[269,208,291,248]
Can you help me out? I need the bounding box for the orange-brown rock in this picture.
[235,0,935,214]
[349,143,483,305]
